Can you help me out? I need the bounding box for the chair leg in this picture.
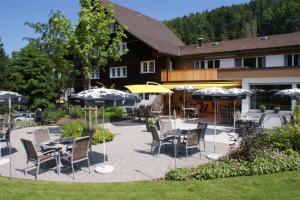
[24,160,28,176]
[199,145,201,159]
[157,142,162,156]
[36,161,40,180]
[186,148,189,160]
[151,143,154,154]
[87,158,91,174]
[203,140,206,150]
[71,162,75,180]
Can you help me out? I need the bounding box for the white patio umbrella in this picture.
[174,85,195,118]
[192,87,231,160]
[275,88,300,99]
[0,91,26,172]
[69,87,136,174]
[227,88,252,132]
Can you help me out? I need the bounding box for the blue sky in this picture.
[0,0,249,55]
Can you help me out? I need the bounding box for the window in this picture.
[110,23,118,33]
[243,57,256,68]
[193,61,205,69]
[214,60,220,68]
[139,93,150,100]
[257,57,266,68]
[140,60,155,73]
[235,58,242,67]
[110,66,127,78]
[90,69,99,79]
[284,54,293,66]
[250,84,292,110]
[294,54,300,66]
[207,60,214,68]
[118,42,127,54]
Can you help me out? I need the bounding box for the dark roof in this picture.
[180,32,300,56]
[100,0,184,56]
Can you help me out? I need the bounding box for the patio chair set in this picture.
[21,128,95,180]
[126,104,164,121]
[149,120,208,159]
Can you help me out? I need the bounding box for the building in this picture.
[85,0,300,113]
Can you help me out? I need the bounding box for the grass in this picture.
[0,171,300,200]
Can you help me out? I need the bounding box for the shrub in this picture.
[165,150,300,181]
[61,120,84,139]
[94,127,114,144]
[68,107,84,119]
[264,124,300,152]
[98,106,123,121]
[61,120,114,144]
[42,109,68,124]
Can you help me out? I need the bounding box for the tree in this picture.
[7,44,57,109]
[0,37,10,90]
[25,11,76,91]
[26,0,127,90]
[73,0,127,89]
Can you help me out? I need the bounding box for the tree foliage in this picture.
[7,44,57,109]
[0,37,10,90]
[165,0,300,44]
[26,0,127,89]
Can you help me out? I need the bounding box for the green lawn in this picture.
[0,171,300,200]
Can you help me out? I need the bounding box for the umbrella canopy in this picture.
[69,88,136,107]
[0,91,27,104]
[275,88,300,99]
[174,85,194,92]
[227,88,252,99]
[125,84,173,94]
[192,87,231,100]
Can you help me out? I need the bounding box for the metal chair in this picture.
[180,128,202,160]
[21,139,56,180]
[126,107,134,120]
[196,122,208,150]
[159,120,172,137]
[33,128,50,145]
[149,125,173,156]
[279,114,288,126]
[61,136,91,180]
[257,113,267,134]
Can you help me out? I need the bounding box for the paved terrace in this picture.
[0,119,234,182]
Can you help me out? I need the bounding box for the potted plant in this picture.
[259,104,266,113]
[146,118,155,132]
[274,106,280,113]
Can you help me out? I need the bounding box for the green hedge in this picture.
[165,150,300,181]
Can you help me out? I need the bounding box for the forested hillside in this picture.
[164,0,300,44]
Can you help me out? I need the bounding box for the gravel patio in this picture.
[0,119,233,182]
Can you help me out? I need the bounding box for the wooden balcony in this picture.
[161,66,300,82]
[161,69,218,82]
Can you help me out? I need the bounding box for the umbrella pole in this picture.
[84,106,87,127]
[173,109,177,169]
[88,107,91,129]
[169,94,171,119]
[8,97,11,122]
[233,100,236,133]
[183,90,186,119]
[214,100,217,155]
[95,106,97,129]
[102,107,105,165]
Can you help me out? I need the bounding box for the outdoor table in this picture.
[41,142,65,175]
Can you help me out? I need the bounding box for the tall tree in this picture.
[7,44,57,109]
[0,37,10,90]
[26,0,127,90]
[25,11,75,91]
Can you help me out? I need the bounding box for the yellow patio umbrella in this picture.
[125,82,173,118]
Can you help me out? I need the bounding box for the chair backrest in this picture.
[196,122,208,140]
[160,120,172,136]
[186,129,200,147]
[149,125,160,143]
[81,128,95,148]
[33,128,50,146]
[72,136,90,162]
[279,114,288,126]
[235,110,241,119]
[0,118,4,130]
[258,113,267,126]
[126,107,133,115]
[21,139,38,161]
[4,123,12,142]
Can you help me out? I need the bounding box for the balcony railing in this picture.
[161,69,218,82]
